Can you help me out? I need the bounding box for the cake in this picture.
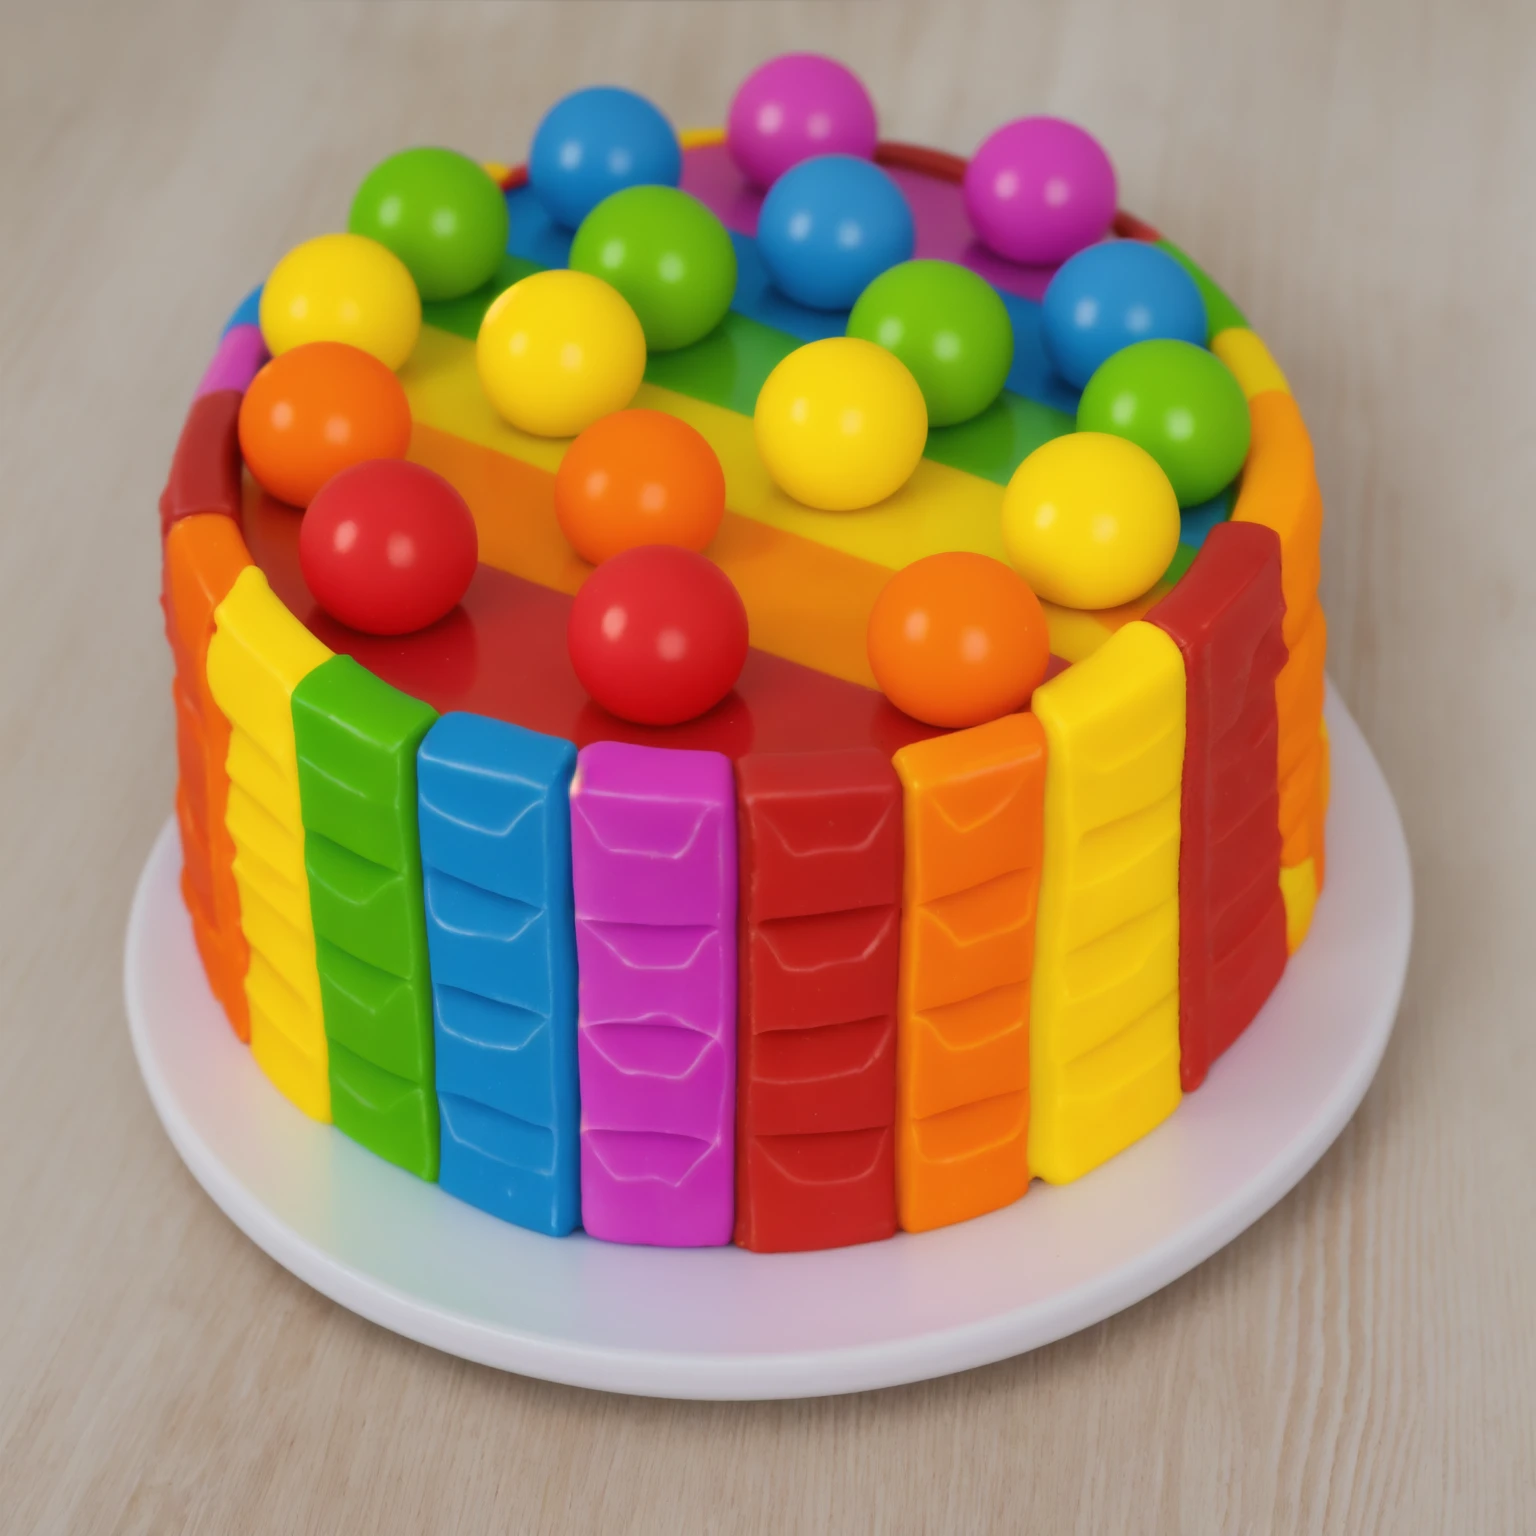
[158,54,1328,1254]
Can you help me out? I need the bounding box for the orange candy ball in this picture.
[867,552,1051,728]
[554,408,726,566]
[238,341,413,507]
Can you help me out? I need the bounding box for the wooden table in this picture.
[4,2,1532,1529]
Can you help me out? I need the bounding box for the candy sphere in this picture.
[528,86,682,230]
[259,233,421,370]
[755,337,927,511]
[868,552,1050,728]
[846,259,1014,427]
[726,53,878,187]
[476,269,646,437]
[1042,241,1207,388]
[348,147,509,302]
[963,118,1117,266]
[569,186,736,351]
[556,409,725,564]
[1077,338,1251,505]
[300,460,478,635]
[568,545,748,725]
[238,342,412,507]
[1001,432,1179,609]
[757,155,914,311]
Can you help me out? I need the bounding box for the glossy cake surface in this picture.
[160,102,1330,1253]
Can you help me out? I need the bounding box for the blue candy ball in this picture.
[528,86,682,229]
[223,282,263,335]
[757,155,915,311]
[1041,241,1208,388]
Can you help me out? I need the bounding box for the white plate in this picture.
[125,687,1411,1401]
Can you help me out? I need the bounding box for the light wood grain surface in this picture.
[3,1,1534,1530]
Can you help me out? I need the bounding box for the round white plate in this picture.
[125,687,1411,1400]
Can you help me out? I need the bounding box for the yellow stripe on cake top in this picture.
[206,565,335,1122]
[401,324,1144,664]
[403,324,1011,567]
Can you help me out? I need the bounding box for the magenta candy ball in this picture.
[726,53,878,187]
[963,117,1117,266]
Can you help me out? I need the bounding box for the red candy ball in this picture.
[567,545,748,725]
[300,459,478,635]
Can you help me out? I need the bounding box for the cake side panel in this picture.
[892,714,1045,1232]
[734,750,900,1253]
[293,656,440,1179]
[1211,327,1290,400]
[163,514,253,1038]
[206,566,335,1121]
[571,742,736,1247]
[418,712,581,1236]
[1148,522,1289,1091]
[1232,388,1329,948]
[159,390,244,539]
[1311,718,1330,890]
[195,324,268,401]
[1029,621,1185,1185]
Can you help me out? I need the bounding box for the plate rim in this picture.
[125,685,1412,1399]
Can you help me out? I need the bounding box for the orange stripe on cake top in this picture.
[408,420,893,691]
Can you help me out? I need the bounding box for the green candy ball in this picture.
[349,147,509,303]
[1076,338,1251,506]
[846,259,1014,427]
[568,186,737,352]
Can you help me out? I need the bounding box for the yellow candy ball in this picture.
[259,233,421,371]
[1001,431,1180,609]
[476,270,647,438]
[754,337,928,511]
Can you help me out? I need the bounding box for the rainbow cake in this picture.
[158,54,1328,1253]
